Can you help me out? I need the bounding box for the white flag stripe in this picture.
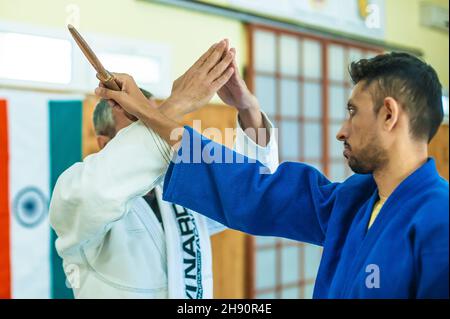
[2,90,51,299]
[0,90,85,299]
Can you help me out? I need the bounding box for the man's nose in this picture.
[336,122,348,142]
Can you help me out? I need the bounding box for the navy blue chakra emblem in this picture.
[13,187,48,228]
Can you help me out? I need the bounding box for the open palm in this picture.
[217,47,258,111]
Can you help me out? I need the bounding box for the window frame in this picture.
[245,23,383,299]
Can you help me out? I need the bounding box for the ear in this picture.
[380,97,400,133]
[96,135,111,150]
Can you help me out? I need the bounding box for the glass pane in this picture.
[281,121,300,159]
[328,44,345,82]
[282,246,299,285]
[282,238,299,245]
[304,244,322,279]
[255,30,276,72]
[329,162,347,182]
[303,40,322,79]
[304,284,315,299]
[281,287,299,299]
[256,249,276,289]
[0,32,71,84]
[365,51,380,59]
[304,122,322,158]
[329,85,347,120]
[280,35,299,76]
[307,161,323,173]
[345,166,354,179]
[281,79,300,117]
[329,123,343,158]
[256,291,276,299]
[256,236,277,246]
[348,48,363,64]
[346,48,363,82]
[255,75,276,115]
[303,82,322,119]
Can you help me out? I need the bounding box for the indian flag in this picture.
[0,90,99,299]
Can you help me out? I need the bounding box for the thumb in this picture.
[110,72,129,87]
[230,48,239,72]
[212,66,235,91]
[95,86,122,101]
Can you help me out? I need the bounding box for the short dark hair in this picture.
[349,52,443,142]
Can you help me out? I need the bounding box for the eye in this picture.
[347,106,356,117]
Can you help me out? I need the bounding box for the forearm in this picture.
[237,103,270,147]
[235,111,279,173]
[163,126,337,245]
[158,98,185,122]
[137,98,185,149]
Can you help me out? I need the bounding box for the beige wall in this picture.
[1,0,447,90]
[0,0,448,298]
[385,0,449,90]
[0,0,246,101]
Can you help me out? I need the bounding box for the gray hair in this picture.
[93,88,154,138]
[93,99,116,137]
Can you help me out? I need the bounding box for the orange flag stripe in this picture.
[0,99,11,299]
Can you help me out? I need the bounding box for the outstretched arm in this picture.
[94,43,339,246]
[162,127,339,246]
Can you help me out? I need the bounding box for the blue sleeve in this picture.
[416,251,449,298]
[415,198,449,298]
[163,126,341,246]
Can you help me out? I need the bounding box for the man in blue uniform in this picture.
[95,41,449,298]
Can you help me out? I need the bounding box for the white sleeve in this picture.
[234,111,279,173]
[207,111,280,236]
[49,121,172,256]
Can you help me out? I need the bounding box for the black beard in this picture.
[347,135,388,174]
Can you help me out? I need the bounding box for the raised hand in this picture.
[95,40,235,121]
[165,39,235,116]
[216,42,269,146]
[217,41,259,112]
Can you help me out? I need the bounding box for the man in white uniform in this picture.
[49,42,278,298]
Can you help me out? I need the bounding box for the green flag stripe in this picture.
[49,100,82,299]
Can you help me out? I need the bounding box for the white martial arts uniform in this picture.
[49,113,278,299]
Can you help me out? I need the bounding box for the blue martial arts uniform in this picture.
[163,127,449,299]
